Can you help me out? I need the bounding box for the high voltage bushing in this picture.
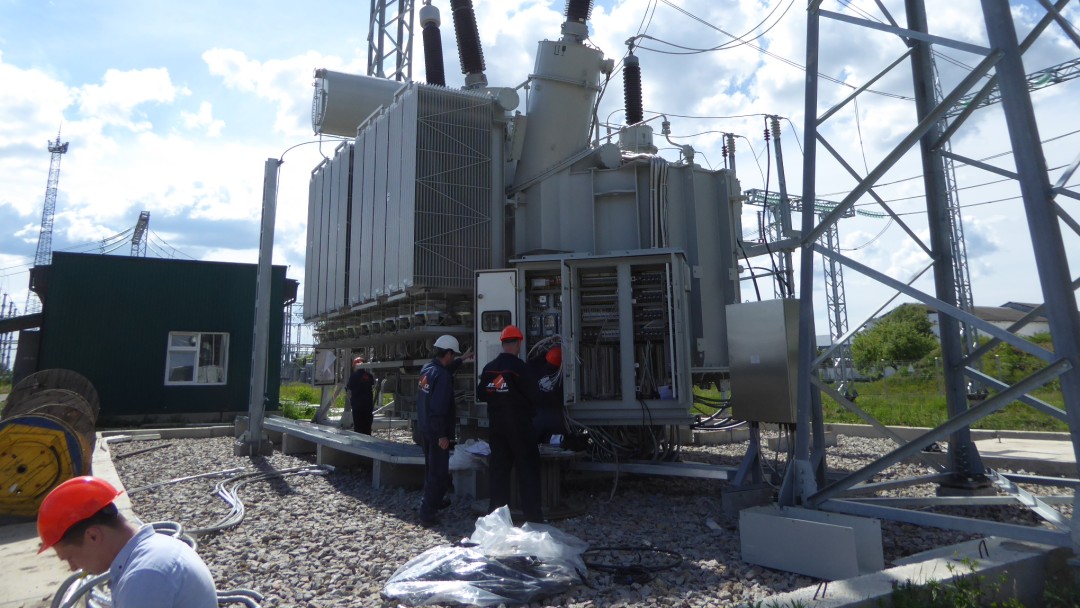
[624,54,643,126]
[564,0,594,23]
[450,0,485,83]
[420,3,446,87]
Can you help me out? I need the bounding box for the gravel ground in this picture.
[109,431,1073,607]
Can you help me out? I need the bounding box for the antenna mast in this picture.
[26,128,70,314]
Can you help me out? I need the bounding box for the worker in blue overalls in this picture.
[477,325,545,523]
[416,335,471,526]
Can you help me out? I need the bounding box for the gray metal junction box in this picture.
[726,299,800,424]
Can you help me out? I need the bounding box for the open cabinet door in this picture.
[475,269,519,374]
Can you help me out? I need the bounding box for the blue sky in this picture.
[1,0,1078,340]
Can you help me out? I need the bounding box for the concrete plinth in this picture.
[317,445,366,469]
[372,461,424,490]
[740,505,884,580]
[281,434,317,455]
[233,437,274,457]
[694,427,750,445]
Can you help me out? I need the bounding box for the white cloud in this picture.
[76,67,188,131]
[181,101,225,136]
[202,48,363,136]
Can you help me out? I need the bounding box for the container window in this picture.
[165,332,229,386]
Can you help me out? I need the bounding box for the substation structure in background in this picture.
[778,0,1080,563]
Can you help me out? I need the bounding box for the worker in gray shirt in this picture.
[38,476,218,607]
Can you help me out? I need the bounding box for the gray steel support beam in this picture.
[813,377,946,473]
[964,367,1067,423]
[816,136,932,256]
[814,245,1055,361]
[820,9,992,54]
[963,276,1080,367]
[813,262,933,367]
[805,49,1001,245]
[237,158,281,457]
[788,4,825,507]
[822,499,1070,547]
[808,358,1071,506]
[982,0,1080,492]
[907,0,985,481]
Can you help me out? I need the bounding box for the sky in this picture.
[1,0,1078,348]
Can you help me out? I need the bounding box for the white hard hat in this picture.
[434,335,460,353]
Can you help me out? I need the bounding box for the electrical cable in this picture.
[817,128,1080,198]
[736,240,762,301]
[643,0,912,101]
[582,546,683,584]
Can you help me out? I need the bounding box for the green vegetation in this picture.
[824,331,1065,431]
[280,382,320,404]
[0,379,10,395]
[885,557,1080,608]
[278,381,395,420]
[281,400,318,420]
[852,303,938,372]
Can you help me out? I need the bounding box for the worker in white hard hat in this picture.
[346,355,376,434]
[415,335,473,526]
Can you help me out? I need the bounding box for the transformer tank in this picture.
[304,1,744,443]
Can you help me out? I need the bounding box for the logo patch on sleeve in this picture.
[486,374,509,393]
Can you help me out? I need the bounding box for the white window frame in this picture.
[164,331,229,386]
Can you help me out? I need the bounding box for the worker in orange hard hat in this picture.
[346,354,376,434]
[477,325,545,523]
[529,344,565,443]
[37,476,217,607]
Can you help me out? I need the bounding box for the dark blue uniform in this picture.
[476,352,544,523]
[346,368,375,434]
[416,357,462,523]
[529,355,565,443]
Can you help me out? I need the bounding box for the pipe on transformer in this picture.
[420,3,446,87]
[512,4,608,191]
[449,0,487,88]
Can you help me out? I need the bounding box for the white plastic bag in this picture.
[468,506,589,574]
[449,439,488,471]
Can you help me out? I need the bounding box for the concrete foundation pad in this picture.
[761,537,1066,607]
[693,427,749,445]
[281,433,317,455]
[740,505,883,580]
[767,431,837,451]
[372,461,424,490]
[317,444,366,468]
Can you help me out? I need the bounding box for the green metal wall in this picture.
[39,253,290,422]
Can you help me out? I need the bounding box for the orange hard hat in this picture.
[37,476,122,554]
[545,346,562,367]
[353,356,365,366]
[500,325,524,342]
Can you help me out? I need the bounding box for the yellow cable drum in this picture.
[1,370,99,518]
[0,414,86,517]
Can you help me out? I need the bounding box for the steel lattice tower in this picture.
[131,211,150,257]
[367,0,414,81]
[26,130,69,314]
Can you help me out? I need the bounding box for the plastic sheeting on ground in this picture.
[381,507,588,606]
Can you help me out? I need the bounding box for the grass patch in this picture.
[820,371,1067,432]
[886,557,1080,608]
[281,400,318,420]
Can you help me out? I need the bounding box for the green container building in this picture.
[33,252,297,424]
